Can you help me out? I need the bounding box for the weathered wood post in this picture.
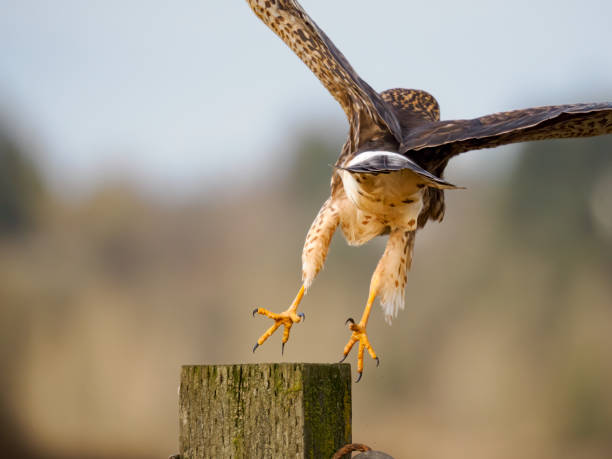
[179,363,351,458]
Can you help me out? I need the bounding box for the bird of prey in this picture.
[247,0,612,381]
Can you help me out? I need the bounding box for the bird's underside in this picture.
[246,0,612,381]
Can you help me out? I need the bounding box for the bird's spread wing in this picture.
[402,103,612,168]
[247,0,403,153]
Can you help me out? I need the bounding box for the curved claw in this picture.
[252,308,259,317]
[355,372,363,383]
[345,317,355,326]
[375,356,380,367]
[339,354,348,364]
[252,342,259,353]
[297,312,306,322]
[281,342,285,356]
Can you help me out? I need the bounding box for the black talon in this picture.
[281,342,285,356]
[298,312,305,322]
[339,354,348,364]
[252,308,259,317]
[375,356,380,367]
[252,342,259,353]
[355,372,363,383]
[345,317,355,326]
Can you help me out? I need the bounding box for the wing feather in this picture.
[402,103,612,168]
[247,0,402,152]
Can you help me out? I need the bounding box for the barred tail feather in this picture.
[339,150,463,190]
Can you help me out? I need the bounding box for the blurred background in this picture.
[1,1,612,458]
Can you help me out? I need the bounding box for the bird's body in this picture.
[340,160,424,241]
[246,0,612,380]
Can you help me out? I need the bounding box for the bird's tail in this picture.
[337,150,463,190]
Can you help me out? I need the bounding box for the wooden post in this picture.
[179,363,351,458]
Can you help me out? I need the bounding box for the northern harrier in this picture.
[247,0,612,381]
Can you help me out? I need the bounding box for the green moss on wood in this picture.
[302,364,352,459]
[179,363,351,458]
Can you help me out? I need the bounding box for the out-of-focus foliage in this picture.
[507,136,612,258]
[0,127,45,235]
[501,137,612,447]
[0,116,611,459]
[286,124,343,207]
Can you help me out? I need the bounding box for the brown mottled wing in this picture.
[246,0,402,156]
[380,88,447,226]
[381,88,440,125]
[402,103,612,169]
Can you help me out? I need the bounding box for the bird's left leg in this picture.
[253,197,339,353]
[252,285,306,354]
[341,229,414,381]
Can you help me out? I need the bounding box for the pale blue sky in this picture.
[1,0,611,196]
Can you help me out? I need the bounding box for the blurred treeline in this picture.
[1,116,611,459]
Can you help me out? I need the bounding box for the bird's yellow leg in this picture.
[340,287,380,382]
[252,285,305,354]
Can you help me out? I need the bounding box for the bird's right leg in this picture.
[252,197,339,353]
[340,229,414,381]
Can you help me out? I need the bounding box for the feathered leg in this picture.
[253,198,339,353]
[341,229,415,381]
